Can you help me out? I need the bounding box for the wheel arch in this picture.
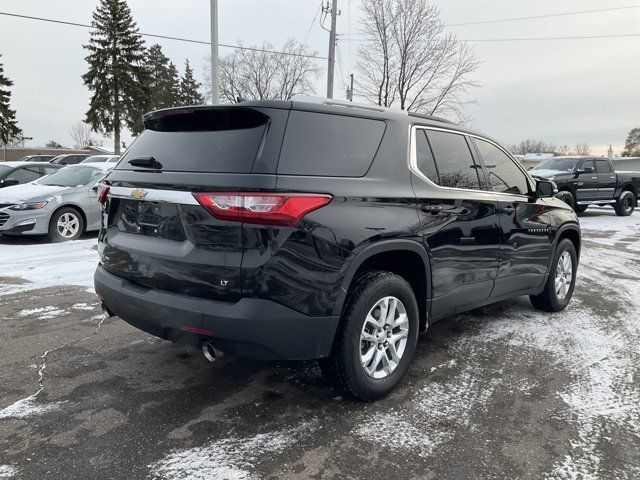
[334,240,431,331]
[555,224,581,262]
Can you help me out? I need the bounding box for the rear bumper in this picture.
[94,265,340,361]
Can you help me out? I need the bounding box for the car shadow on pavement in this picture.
[0,231,98,245]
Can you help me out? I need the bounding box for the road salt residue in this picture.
[0,465,17,478]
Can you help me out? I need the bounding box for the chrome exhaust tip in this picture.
[202,341,217,363]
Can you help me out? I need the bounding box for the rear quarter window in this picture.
[277,111,385,177]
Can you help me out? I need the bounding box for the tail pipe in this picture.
[202,341,222,363]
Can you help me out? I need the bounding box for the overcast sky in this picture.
[0,0,638,155]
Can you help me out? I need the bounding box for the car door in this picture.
[410,127,501,318]
[574,158,598,201]
[472,137,553,298]
[594,159,616,200]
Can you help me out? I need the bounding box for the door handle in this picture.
[421,203,443,214]
[591,176,598,179]
[501,206,515,215]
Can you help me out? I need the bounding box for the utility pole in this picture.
[326,0,338,99]
[210,0,220,104]
[346,73,354,101]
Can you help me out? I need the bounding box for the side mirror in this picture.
[536,179,557,198]
[576,167,594,175]
[0,179,20,188]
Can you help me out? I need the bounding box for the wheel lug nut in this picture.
[378,344,383,350]
[384,341,389,347]
[387,332,391,337]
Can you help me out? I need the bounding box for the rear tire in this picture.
[555,191,575,210]
[48,207,84,242]
[530,239,577,312]
[574,204,588,214]
[323,271,419,401]
[614,191,635,217]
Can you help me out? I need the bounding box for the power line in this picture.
[0,11,328,60]
[461,33,640,42]
[341,32,640,42]
[303,2,323,46]
[445,5,640,27]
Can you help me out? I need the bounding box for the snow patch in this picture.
[0,239,97,295]
[0,393,64,419]
[0,465,17,478]
[151,430,298,480]
[17,306,66,320]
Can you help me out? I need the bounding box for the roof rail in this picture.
[292,95,407,114]
[407,111,454,125]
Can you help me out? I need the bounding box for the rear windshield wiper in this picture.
[128,156,163,169]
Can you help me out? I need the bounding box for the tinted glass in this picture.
[582,159,595,171]
[43,166,59,175]
[82,156,109,163]
[531,158,579,172]
[39,166,104,187]
[415,129,439,183]
[0,165,10,176]
[475,138,529,195]
[278,111,385,177]
[427,130,480,189]
[7,167,41,183]
[595,159,612,173]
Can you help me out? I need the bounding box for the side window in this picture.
[415,129,439,183]
[7,167,42,183]
[474,138,530,195]
[426,130,481,190]
[43,166,59,175]
[595,159,612,173]
[582,159,595,171]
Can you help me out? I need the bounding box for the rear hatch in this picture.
[100,104,290,302]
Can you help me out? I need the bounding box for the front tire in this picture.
[530,239,577,312]
[324,271,419,401]
[555,191,576,210]
[48,207,84,242]
[614,191,636,217]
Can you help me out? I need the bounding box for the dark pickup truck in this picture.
[530,156,640,216]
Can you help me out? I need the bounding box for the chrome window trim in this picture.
[409,124,534,198]
[108,186,199,205]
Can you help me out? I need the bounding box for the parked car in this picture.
[50,154,90,165]
[530,156,640,215]
[81,155,120,164]
[17,155,56,162]
[0,163,112,241]
[0,161,61,188]
[94,99,581,401]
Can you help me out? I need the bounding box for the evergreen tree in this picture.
[0,55,22,146]
[180,60,205,105]
[82,0,149,154]
[166,62,181,106]
[622,128,640,157]
[145,44,181,111]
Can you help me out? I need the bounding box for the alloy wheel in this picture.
[57,212,80,238]
[359,296,409,379]
[555,251,573,300]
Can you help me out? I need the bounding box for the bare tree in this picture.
[574,143,591,156]
[356,0,478,119]
[204,40,322,103]
[69,121,95,149]
[509,139,556,155]
[554,145,572,156]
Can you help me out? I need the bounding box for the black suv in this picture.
[95,99,581,400]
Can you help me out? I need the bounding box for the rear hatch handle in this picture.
[128,156,163,170]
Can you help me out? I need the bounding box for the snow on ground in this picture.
[0,465,17,478]
[0,238,97,295]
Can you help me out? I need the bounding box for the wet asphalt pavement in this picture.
[0,209,639,479]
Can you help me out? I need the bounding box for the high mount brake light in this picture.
[193,192,332,227]
[97,184,110,205]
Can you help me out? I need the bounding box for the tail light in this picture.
[97,184,110,205]
[193,192,332,227]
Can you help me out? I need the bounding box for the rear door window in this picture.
[277,111,385,177]
[595,159,612,173]
[8,167,41,183]
[426,130,481,190]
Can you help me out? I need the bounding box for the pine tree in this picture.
[0,55,22,146]
[180,60,205,105]
[82,0,149,154]
[146,44,181,111]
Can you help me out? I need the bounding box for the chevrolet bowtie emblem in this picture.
[131,188,147,199]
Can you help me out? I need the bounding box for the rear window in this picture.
[118,108,269,173]
[277,111,385,177]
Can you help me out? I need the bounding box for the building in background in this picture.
[1,145,115,162]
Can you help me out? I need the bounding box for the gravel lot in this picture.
[0,207,639,479]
